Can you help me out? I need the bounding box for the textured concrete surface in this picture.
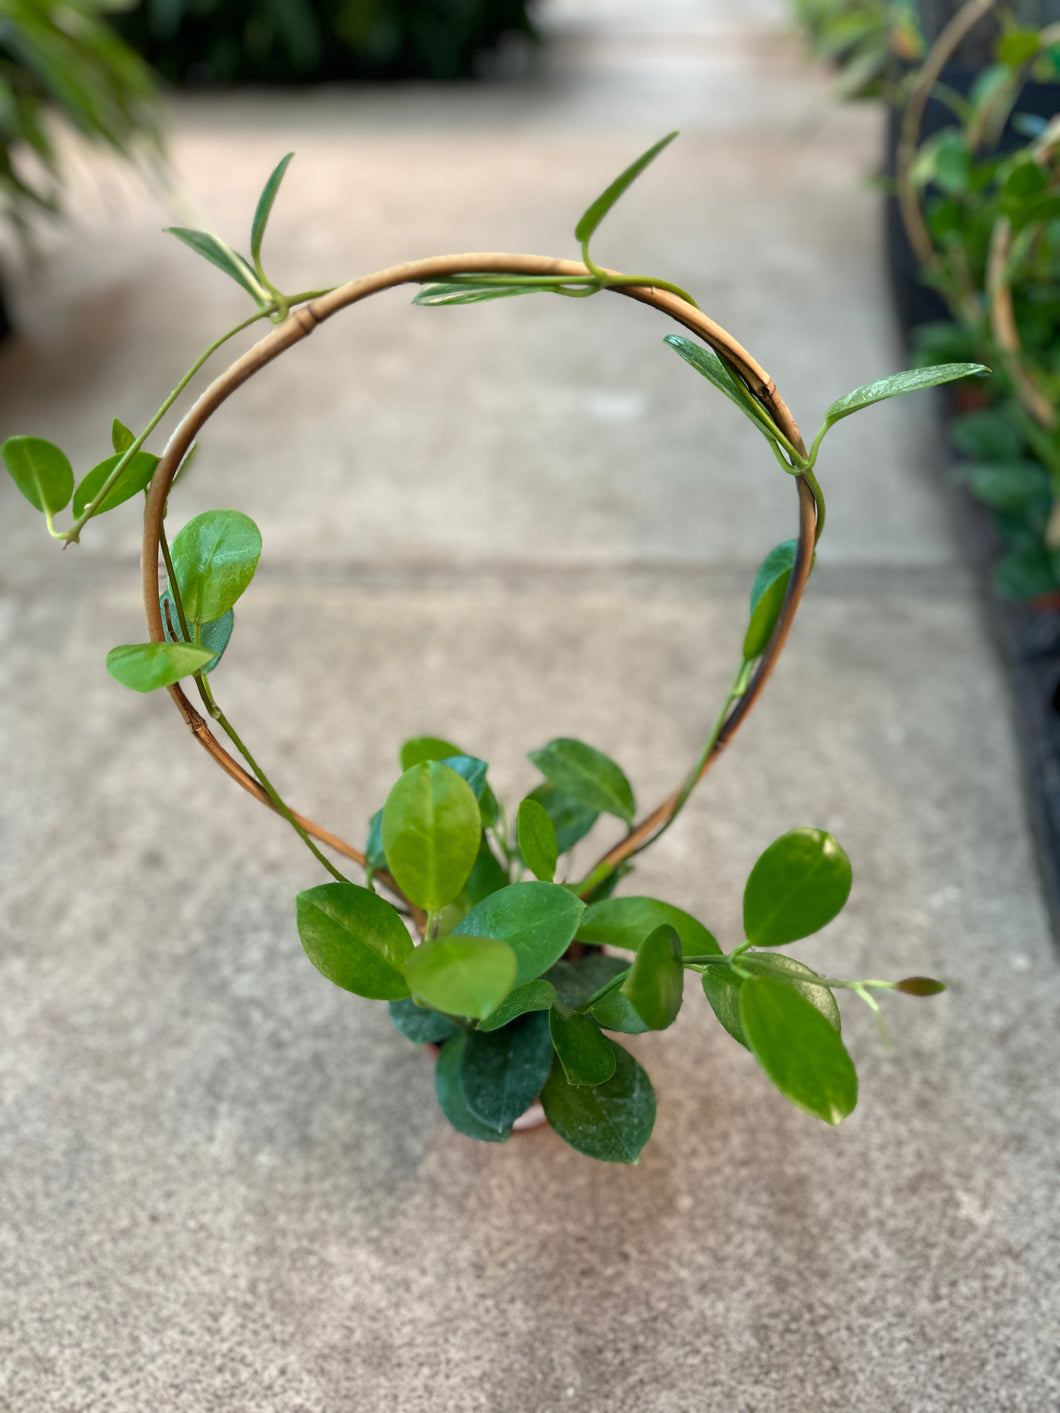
[2,3,1058,1411]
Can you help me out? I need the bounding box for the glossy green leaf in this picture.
[452,881,585,987]
[388,997,459,1045]
[822,363,989,427]
[435,753,498,827]
[296,882,413,1000]
[435,1033,510,1143]
[739,976,858,1124]
[365,809,386,872]
[575,130,678,244]
[578,896,720,957]
[111,419,135,454]
[166,226,266,304]
[105,641,214,693]
[528,738,635,824]
[549,1001,616,1086]
[590,985,651,1034]
[478,979,557,1033]
[460,1011,554,1131]
[664,335,780,438]
[620,924,684,1030]
[702,953,840,1050]
[524,782,599,854]
[439,839,510,931]
[170,509,262,624]
[2,436,73,515]
[381,762,482,911]
[399,735,463,770]
[744,539,799,661]
[541,1042,655,1163]
[159,590,233,673]
[405,935,517,1020]
[517,798,558,882]
[744,829,852,946]
[413,282,550,306]
[73,451,159,519]
[251,152,293,270]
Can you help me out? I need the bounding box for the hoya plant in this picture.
[2,135,981,1163]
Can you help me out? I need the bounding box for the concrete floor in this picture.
[2,3,1058,1410]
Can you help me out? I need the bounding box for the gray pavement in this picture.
[2,4,1058,1410]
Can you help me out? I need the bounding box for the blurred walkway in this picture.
[2,4,1058,1411]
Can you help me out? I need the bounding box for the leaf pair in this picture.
[2,435,158,523]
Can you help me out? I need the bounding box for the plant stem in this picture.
[158,521,191,642]
[575,967,631,1013]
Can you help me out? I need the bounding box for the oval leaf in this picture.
[524,782,599,854]
[575,130,678,244]
[739,976,858,1125]
[111,419,136,454]
[2,436,74,515]
[549,1001,616,1086]
[479,979,557,1033]
[106,641,214,693]
[823,363,989,426]
[399,735,464,770]
[578,895,720,957]
[743,829,852,947]
[702,954,841,1050]
[296,882,413,1001]
[541,1042,655,1164]
[620,923,684,1030]
[435,1033,510,1143]
[460,1011,554,1131]
[159,590,233,673]
[743,539,798,661]
[404,935,517,1020]
[170,509,262,624]
[517,797,558,882]
[381,761,482,911]
[73,451,159,519]
[528,738,635,824]
[452,881,585,987]
[388,997,459,1045]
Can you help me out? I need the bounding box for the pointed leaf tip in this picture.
[575,131,679,246]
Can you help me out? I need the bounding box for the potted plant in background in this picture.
[2,135,975,1162]
[0,0,162,336]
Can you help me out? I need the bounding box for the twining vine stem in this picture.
[139,253,817,928]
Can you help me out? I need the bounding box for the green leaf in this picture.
[250,152,293,271]
[546,953,628,1008]
[517,798,558,882]
[664,335,781,439]
[365,809,386,872]
[743,829,853,947]
[2,436,73,515]
[170,510,262,624]
[524,782,598,854]
[528,738,635,824]
[460,1011,554,1131]
[439,754,499,827]
[994,544,1055,599]
[997,30,1039,65]
[105,641,215,693]
[381,761,482,911]
[590,986,650,1035]
[549,1001,616,1086]
[388,997,459,1045]
[435,1033,510,1143]
[739,976,858,1125]
[296,882,413,1001]
[166,226,266,304]
[73,451,159,519]
[452,882,585,987]
[541,1042,655,1163]
[821,363,989,428]
[744,539,802,661]
[111,419,135,454]
[439,839,509,929]
[413,282,550,306]
[702,954,840,1050]
[958,460,1050,515]
[620,924,684,1030]
[578,896,720,957]
[575,131,678,245]
[479,979,557,1032]
[405,935,517,1020]
[159,590,233,673]
[400,735,463,770]
[950,409,1024,461]
[894,976,946,996]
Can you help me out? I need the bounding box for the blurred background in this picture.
[2,4,1059,1411]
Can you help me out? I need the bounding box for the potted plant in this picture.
[2,135,977,1162]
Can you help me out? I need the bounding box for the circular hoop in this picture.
[141,254,817,895]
